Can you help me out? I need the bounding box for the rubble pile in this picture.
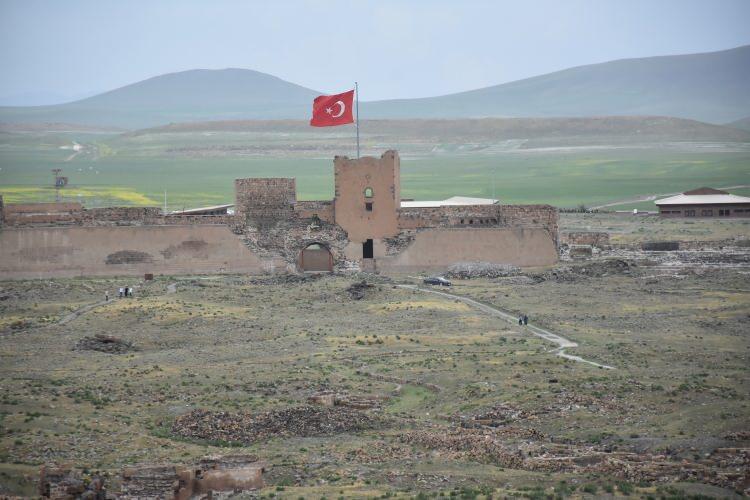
[725,431,750,441]
[462,402,535,425]
[536,259,634,282]
[642,241,680,251]
[401,429,525,468]
[445,262,520,279]
[587,448,750,494]
[355,368,442,393]
[346,280,374,300]
[248,273,318,286]
[308,390,388,409]
[403,428,750,493]
[121,465,179,498]
[172,405,382,444]
[120,454,265,498]
[73,334,136,354]
[543,390,625,415]
[38,465,107,499]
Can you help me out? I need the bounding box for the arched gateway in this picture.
[299,243,333,272]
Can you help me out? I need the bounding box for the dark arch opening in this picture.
[299,243,333,272]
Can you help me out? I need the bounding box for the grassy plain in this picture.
[0,260,748,497]
[1,128,748,209]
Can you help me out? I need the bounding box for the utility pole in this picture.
[492,165,496,202]
[52,168,62,202]
[164,190,167,215]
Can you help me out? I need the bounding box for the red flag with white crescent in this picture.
[310,89,355,127]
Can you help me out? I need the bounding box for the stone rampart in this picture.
[234,178,296,229]
[378,227,558,272]
[397,204,558,246]
[294,200,335,222]
[1,202,233,228]
[0,225,266,279]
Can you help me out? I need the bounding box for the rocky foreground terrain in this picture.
[0,217,749,498]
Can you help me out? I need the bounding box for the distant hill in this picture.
[363,45,750,124]
[727,116,750,131]
[0,69,319,129]
[127,116,750,146]
[1,46,749,128]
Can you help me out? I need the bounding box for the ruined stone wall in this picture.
[397,205,503,229]
[294,200,335,222]
[500,205,559,242]
[3,202,84,225]
[160,214,234,226]
[238,219,356,273]
[561,231,610,248]
[2,203,234,227]
[234,178,296,229]
[397,204,558,246]
[0,225,266,279]
[77,206,163,224]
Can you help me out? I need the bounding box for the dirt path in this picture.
[397,284,614,370]
[58,299,110,325]
[58,281,178,326]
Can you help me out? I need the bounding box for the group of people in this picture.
[518,314,529,326]
[104,287,134,301]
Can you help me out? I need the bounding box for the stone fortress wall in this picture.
[0,150,559,278]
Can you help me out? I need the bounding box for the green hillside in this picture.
[0,69,319,128]
[364,45,750,124]
[1,46,748,128]
[727,116,750,131]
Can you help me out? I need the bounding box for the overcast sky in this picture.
[1,0,749,105]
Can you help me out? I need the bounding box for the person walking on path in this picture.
[518,315,523,326]
[523,314,528,326]
[105,291,109,302]
[128,287,134,298]
[118,287,123,298]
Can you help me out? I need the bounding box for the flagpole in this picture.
[355,81,360,158]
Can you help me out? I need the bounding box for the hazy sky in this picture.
[1,0,749,105]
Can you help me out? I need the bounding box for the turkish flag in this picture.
[310,89,355,127]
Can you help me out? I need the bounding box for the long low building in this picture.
[655,187,750,218]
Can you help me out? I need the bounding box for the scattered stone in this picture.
[122,455,264,499]
[308,390,388,409]
[172,405,383,444]
[724,431,750,441]
[403,429,750,493]
[121,465,179,499]
[346,280,374,300]
[248,273,318,286]
[569,245,593,259]
[355,368,442,393]
[445,262,520,279]
[73,334,136,354]
[642,241,680,251]
[38,465,106,499]
[536,259,634,282]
